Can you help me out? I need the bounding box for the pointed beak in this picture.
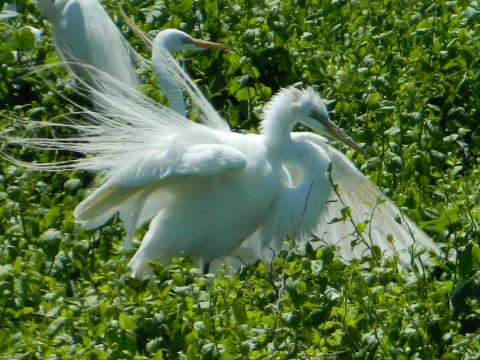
[310,110,366,155]
[191,38,231,51]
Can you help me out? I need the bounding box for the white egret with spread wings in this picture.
[21,2,439,275]
[8,53,439,277]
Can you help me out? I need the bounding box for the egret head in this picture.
[153,29,229,52]
[290,87,364,154]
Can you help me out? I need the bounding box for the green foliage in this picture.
[1,0,480,358]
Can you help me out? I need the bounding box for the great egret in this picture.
[7,49,439,277]
[141,34,440,269]
[119,9,231,128]
[151,28,229,117]
[36,0,229,128]
[36,0,138,87]
[34,1,231,250]
[14,74,361,276]
[22,3,439,274]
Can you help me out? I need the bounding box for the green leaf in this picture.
[0,42,14,64]
[47,317,68,337]
[366,92,381,107]
[372,245,382,260]
[458,244,480,277]
[232,299,247,324]
[421,208,459,232]
[11,27,35,51]
[340,206,351,220]
[119,313,137,331]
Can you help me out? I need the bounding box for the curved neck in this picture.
[260,105,294,148]
[152,47,186,117]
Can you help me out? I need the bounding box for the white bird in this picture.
[8,53,439,277]
[36,0,139,88]
[120,12,231,128]
[37,0,230,128]
[71,81,365,277]
[23,5,440,273]
[117,7,229,117]
[139,35,440,270]
[150,29,229,118]
[35,1,231,250]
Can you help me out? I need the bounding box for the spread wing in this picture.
[292,133,439,265]
[74,143,246,245]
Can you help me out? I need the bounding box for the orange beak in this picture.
[191,38,231,51]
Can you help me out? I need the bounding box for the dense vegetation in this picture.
[1,0,479,358]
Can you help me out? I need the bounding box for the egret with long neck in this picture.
[151,29,229,117]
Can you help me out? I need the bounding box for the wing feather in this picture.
[292,133,439,264]
[74,143,246,230]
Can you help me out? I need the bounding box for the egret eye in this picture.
[180,36,193,44]
[308,109,326,122]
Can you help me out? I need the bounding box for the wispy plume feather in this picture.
[4,62,222,173]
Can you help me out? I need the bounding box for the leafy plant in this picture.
[1,0,479,358]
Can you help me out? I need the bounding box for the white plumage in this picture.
[75,82,345,277]
[151,28,229,120]
[36,0,138,88]
[17,1,440,276]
